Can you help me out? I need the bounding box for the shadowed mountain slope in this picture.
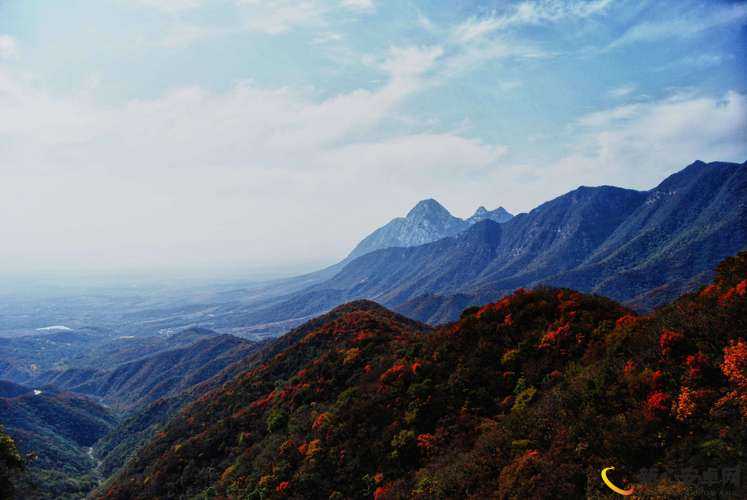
[246,160,745,324]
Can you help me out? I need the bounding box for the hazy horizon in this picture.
[2,0,745,275]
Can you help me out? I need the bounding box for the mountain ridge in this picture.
[346,198,513,261]
[30,333,261,409]
[239,160,745,325]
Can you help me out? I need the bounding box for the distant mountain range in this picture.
[32,160,738,339]
[0,327,223,384]
[29,330,261,409]
[216,160,746,326]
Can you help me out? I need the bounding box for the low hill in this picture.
[0,385,118,499]
[31,332,260,409]
[0,326,220,386]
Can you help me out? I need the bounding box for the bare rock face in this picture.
[347,198,513,260]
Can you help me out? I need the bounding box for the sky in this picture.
[0,0,745,277]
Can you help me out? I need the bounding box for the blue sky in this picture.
[0,0,745,275]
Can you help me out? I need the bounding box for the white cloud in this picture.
[534,91,747,198]
[134,0,328,35]
[417,13,436,32]
[442,1,601,76]
[469,91,747,218]
[312,31,343,44]
[0,35,18,59]
[589,92,746,168]
[453,17,507,44]
[0,48,507,272]
[577,102,641,127]
[159,24,225,48]
[453,0,613,43]
[1,76,742,273]
[130,0,203,12]
[439,36,550,80]
[607,83,637,99]
[686,53,730,68]
[340,0,374,12]
[656,53,732,73]
[380,45,444,80]
[326,134,507,177]
[3,2,743,274]
[239,0,326,34]
[609,3,747,48]
[497,80,522,92]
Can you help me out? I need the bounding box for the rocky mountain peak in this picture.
[406,198,453,221]
[467,205,513,224]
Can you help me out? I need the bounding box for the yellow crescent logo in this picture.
[601,466,635,496]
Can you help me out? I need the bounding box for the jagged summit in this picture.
[347,199,513,260]
[466,205,513,224]
[405,198,452,220]
[346,199,468,260]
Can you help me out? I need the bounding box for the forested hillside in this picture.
[102,253,747,499]
[0,386,117,499]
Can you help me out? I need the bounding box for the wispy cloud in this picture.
[655,52,732,72]
[340,0,374,12]
[417,13,437,32]
[0,35,17,59]
[439,36,551,81]
[380,45,444,80]
[134,0,329,36]
[577,102,643,127]
[0,43,508,268]
[130,0,203,12]
[311,31,344,44]
[239,0,327,35]
[572,90,746,180]
[440,0,609,76]
[609,2,747,48]
[488,90,747,212]
[607,83,637,99]
[2,0,744,272]
[452,0,613,43]
[497,80,522,92]
[159,24,227,48]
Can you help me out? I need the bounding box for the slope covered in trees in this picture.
[0,385,118,499]
[93,335,269,478]
[0,330,264,499]
[102,252,747,499]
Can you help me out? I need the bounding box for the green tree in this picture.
[0,424,24,499]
